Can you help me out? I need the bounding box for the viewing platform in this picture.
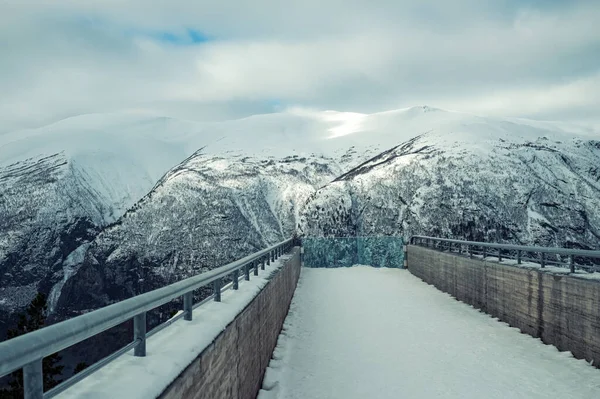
[1,237,599,399]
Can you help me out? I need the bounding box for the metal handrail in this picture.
[0,237,294,399]
[409,235,600,272]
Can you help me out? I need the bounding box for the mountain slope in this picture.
[1,106,599,326]
[299,120,600,260]
[55,152,343,313]
[0,115,207,318]
[0,109,377,318]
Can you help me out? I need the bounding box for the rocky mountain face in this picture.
[1,106,600,336]
[55,152,345,314]
[299,134,600,250]
[0,114,212,333]
[0,152,101,332]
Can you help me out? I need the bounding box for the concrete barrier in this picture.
[407,244,600,367]
[159,247,302,399]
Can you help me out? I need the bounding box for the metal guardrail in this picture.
[409,236,600,273]
[0,238,295,399]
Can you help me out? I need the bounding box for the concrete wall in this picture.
[407,245,600,367]
[159,248,302,399]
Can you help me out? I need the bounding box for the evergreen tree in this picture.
[0,293,64,398]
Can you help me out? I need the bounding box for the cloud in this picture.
[0,0,599,132]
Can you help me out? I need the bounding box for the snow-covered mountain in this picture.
[0,109,379,320]
[1,106,599,328]
[299,125,600,248]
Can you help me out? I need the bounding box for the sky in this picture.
[0,0,599,132]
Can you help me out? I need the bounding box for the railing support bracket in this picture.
[134,312,147,357]
[183,292,193,321]
[23,358,43,399]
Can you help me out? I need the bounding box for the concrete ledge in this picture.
[407,245,600,367]
[159,247,301,399]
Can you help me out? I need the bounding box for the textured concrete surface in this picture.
[408,245,600,367]
[160,248,301,399]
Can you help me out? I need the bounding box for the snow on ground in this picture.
[259,267,600,399]
[56,255,291,399]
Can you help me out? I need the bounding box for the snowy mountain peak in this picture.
[0,107,599,330]
[412,105,439,113]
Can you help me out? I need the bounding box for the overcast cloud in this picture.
[0,0,599,131]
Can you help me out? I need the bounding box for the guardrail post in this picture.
[569,255,575,273]
[232,269,239,290]
[244,263,250,281]
[23,358,43,399]
[183,292,193,321]
[498,249,502,262]
[254,260,259,276]
[271,250,275,263]
[214,278,222,302]
[261,257,266,270]
[468,245,473,258]
[482,247,487,258]
[517,250,522,264]
[541,253,546,268]
[134,312,147,357]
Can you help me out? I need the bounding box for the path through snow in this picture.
[259,267,600,399]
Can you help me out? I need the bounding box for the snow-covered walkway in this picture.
[259,267,600,399]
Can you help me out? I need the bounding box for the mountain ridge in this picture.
[0,107,599,334]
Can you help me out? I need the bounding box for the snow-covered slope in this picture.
[55,152,343,313]
[1,106,599,328]
[0,109,377,318]
[1,115,199,319]
[299,114,600,252]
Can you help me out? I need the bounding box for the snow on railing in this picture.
[0,238,296,399]
[410,235,600,273]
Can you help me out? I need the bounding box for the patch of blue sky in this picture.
[71,15,211,46]
[150,28,212,45]
[266,98,286,111]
